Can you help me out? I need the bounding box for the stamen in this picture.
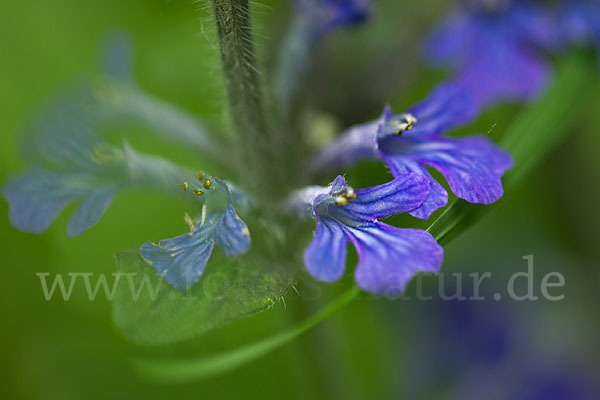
[193,189,205,196]
[334,186,356,206]
[195,171,204,181]
[203,179,212,190]
[335,197,349,206]
[345,187,356,199]
[181,182,188,191]
[393,113,418,135]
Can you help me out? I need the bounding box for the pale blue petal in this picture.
[215,203,251,256]
[66,186,118,237]
[140,217,218,292]
[2,169,83,233]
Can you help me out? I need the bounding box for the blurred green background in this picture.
[1,0,599,399]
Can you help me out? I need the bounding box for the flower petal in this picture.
[424,12,474,66]
[66,186,118,237]
[508,3,562,51]
[313,119,380,170]
[341,173,430,221]
[381,155,448,220]
[405,82,480,139]
[382,136,512,205]
[215,203,251,257]
[351,222,443,296]
[2,169,83,233]
[303,216,349,282]
[140,217,218,291]
[456,33,551,105]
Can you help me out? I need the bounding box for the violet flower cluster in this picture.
[3,0,598,296]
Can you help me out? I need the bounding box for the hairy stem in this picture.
[212,0,284,196]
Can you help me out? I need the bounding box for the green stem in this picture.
[212,0,283,195]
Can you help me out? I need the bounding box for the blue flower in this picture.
[140,176,250,292]
[2,114,124,237]
[293,174,443,296]
[314,83,512,219]
[294,0,370,40]
[425,0,561,106]
[2,105,193,237]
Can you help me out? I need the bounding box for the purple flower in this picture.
[314,83,512,219]
[425,0,561,106]
[293,174,443,296]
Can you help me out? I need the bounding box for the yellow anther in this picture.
[346,192,357,200]
[193,189,205,196]
[203,179,212,190]
[180,182,188,191]
[335,197,348,206]
[406,124,413,130]
[195,171,204,181]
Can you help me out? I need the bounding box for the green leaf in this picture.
[133,286,361,382]
[112,248,296,345]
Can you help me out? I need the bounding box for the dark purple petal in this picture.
[351,223,443,296]
[409,177,448,220]
[405,82,480,138]
[381,154,448,220]
[340,173,429,220]
[303,215,349,282]
[385,136,512,205]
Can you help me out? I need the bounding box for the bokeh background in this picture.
[1,0,599,399]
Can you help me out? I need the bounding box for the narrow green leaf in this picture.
[130,52,598,383]
[112,249,296,345]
